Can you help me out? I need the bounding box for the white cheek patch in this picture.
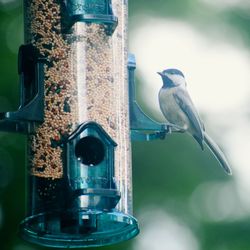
[167,74,186,86]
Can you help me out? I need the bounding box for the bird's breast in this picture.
[159,87,189,129]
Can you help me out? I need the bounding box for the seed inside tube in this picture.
[25,0,132,214]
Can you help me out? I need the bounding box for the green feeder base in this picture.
[20,210,139,248]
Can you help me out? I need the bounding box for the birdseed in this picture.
[24,0,132,213]
[25,0,122,179]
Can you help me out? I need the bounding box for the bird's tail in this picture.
[204,132,232,175]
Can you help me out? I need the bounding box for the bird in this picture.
[157,68,232,175]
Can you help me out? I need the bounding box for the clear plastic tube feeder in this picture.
[0,0,139,247]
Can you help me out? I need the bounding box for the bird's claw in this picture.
[164,123,185,133]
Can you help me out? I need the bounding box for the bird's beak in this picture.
[157,72,163,76]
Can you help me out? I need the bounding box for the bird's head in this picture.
[157,68,186,88]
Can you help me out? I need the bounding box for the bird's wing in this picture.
[173,88,204,142]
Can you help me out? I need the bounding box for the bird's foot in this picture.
[165,123,185,133]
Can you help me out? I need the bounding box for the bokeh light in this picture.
[133,208,200,250]
[200,0,250,10]
[130,18,250,114]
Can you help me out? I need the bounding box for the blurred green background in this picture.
[1,0,250,250]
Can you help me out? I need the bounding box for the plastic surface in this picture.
[20,211,138,248]
[18,0,139,247]
[0,45,45,133]
[65,0,118,35]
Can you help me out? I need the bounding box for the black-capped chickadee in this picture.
[158,69,232,175]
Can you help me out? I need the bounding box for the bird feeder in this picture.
[0,0,141,247]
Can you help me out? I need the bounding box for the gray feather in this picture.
[173,89,204,149]
[204,132,232,175]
